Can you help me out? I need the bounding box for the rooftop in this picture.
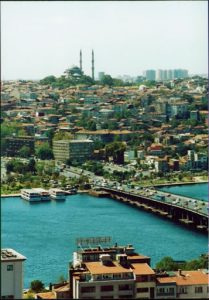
[157,270,208,286]
[1,249,26,261]
[131,263,155,276]
[85,261,133,275]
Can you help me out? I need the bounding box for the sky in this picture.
[1,1,208,80]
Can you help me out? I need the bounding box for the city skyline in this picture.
[1,1,208,80]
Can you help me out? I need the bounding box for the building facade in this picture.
[143,70,156,81]
[69,242,208,299]
[53,139,93,162]
[4,136,35,157]
[1,249,26,299]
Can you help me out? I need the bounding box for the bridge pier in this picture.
[101,187,208,234]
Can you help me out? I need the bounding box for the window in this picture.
[81,286,95,293]
[158,288,164,294]
[101,285,114,292]
[119,284,132,291]
[113,273,121,279]
[195,287,203,293]
[168,288,175,294]
[137,275,148,282]
[7,265,13,271]
[137,288,149,293]
[179,287,187,294]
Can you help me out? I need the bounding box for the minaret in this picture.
[79,50,82,72]
[91,50,95,81]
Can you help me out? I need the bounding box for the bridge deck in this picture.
[99,186,208,233]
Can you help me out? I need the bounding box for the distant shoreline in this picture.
[153,180,208,188]
[1,193,20,198]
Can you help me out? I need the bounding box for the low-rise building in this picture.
[133,263,156,299]
[1,248,26,299]
[156,269,208,299]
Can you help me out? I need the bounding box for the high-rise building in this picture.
[156,69,164,81]
[143,70,156,81]
[162,70,167,81]
[156,69,188,81]
[98,72,105,81]
[167,69,173,80]
[1,249,27,299]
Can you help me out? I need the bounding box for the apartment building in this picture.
[53,139,93,162]
[1,249,27,299]
[69,241,154,299]
[72,255,135,299]
[4,136,35,156]
[68,240,208,299]
[143,70,156,81]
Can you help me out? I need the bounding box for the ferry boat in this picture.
[21,188,51,202]
[49,188,66,201]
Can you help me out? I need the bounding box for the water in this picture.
[159,183,208,201]
[2,184,208,288]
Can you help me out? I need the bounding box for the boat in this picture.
[21,188,51,202]
[49,188,66,201]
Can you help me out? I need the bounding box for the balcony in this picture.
[79,273,134,282]
[156,292,175,297]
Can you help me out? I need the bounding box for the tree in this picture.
[6,161,15,173]
[86,120,97,131]
[112,78,124,86]
[40,75,56,85]
[105,142,126,164]
[36,143,54,160]
[25,292,35,299]
[184,254,208,270]
[19,146,31,158]
[100,74,114,86]
[45,129,55,147]
[30,280,45,292]
[156,256,179,271]
[53,131,72,141]
[156,254,208,272]
[27,158,36,174]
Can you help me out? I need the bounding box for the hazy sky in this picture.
[1,1,208,80]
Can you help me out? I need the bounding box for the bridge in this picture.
[99,186,208,234]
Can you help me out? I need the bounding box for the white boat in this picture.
[21,188,51,202]
[49,188,66,201]
[21,189,41,202]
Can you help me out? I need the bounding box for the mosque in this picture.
[64,50,95,80]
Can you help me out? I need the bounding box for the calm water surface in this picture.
[159,183,208,201]
[2,184,208,288]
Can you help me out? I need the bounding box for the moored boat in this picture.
[49,188,66,201]
[21,188,51,202]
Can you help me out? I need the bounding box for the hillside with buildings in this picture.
[1,72,208,193]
